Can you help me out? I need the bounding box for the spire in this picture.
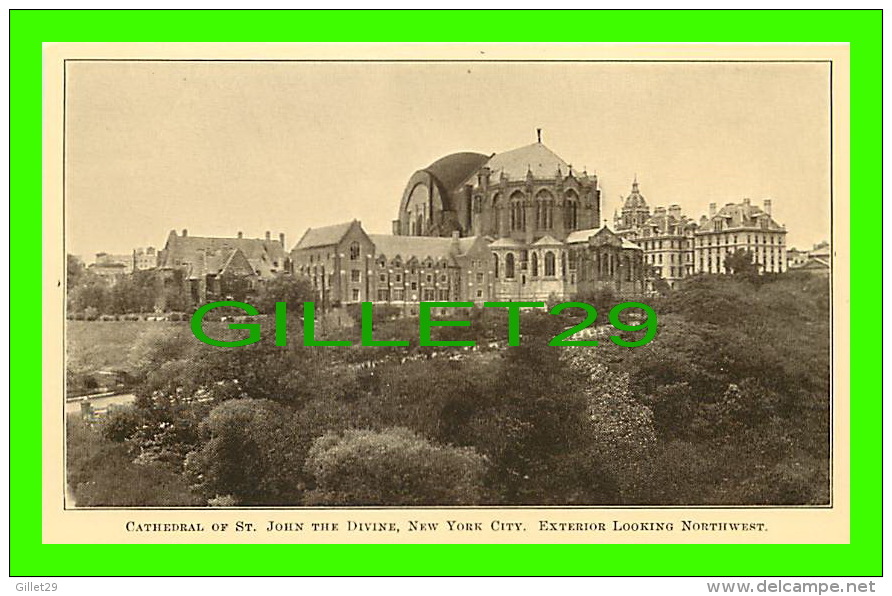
[536,128,542,144]
[632,174,639,193]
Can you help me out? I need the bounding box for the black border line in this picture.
[60,57,836,516]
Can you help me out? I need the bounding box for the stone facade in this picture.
[156,229,288,308]
[694,199,787,274]
[615,180,698,290]
[615,180,788,284]
[389,142,645,300]
[291,220,496,311]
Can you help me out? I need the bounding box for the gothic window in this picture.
[565,190,579,230]
[531,252,539,277]
[544,251,556,276]
[349,242,360,260]
[493,253,500,278]
[536,190,554,230]
[510,193,525,231]
[505,253,516,279]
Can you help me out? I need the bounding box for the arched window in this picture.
[545,251,556,276]
[510,192,525,231]
[493,253,500,278]
[349,242,360,260]
[505,253,516,279]
[536,190,554,230]
[531,252,539,277]
[416,214,424,236]
[565,190,579,230]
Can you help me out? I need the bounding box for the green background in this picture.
[10,9,882,576]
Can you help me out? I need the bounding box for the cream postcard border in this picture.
[42,42,850,544]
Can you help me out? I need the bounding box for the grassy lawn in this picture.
[66,320,187,374]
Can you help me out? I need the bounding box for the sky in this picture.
[65,60,831,261]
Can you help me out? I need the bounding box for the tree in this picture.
[304,427,487,505]
[723,249,759,276]
[562,349,657,501]
[67,254,85,288]
[184,399,306,505]
[253,273,315,314]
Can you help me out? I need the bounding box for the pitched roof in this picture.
[294,221,357,250]
[532,234,562,246]
[488,237,525,248]
[159,232,286,279]
[368,234,458,262]
[484,142,571,180]
[565,227,605,244]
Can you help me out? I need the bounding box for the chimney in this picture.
[237,231,243,239]
[708,203,717,217]
[181,229,188,237]
[668,204,682,218]
[763,199,772,215]
[265,231,271,241]
[279,232,285,247]
[742,198,750,206]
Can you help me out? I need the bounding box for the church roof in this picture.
[484,142,571,180]
[565,227,606,244]
[423,152,490,193]
[294,221,357,250]
[369,234,459,262]
[488,237,525,248]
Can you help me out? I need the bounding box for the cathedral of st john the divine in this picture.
[291,138,647,310]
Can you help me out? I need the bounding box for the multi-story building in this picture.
[291,220,494,312]
[156,229,289,307]
[132,247,158,271]
[694,199,787,274]
[615,180,698,289]
[88,253,133,278]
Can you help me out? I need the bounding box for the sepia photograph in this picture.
[56,47,836,525]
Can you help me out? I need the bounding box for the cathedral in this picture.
[291,139,646,309]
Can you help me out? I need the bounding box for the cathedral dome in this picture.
[423,152,490,194]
